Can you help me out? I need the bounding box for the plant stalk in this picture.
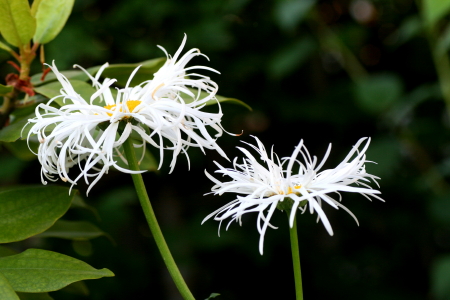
[287,210,304,300]
[122,137,195,300]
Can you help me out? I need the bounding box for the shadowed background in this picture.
[1,0,448,299]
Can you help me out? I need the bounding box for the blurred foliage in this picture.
[3,0,450,299]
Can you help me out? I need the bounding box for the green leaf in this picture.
[29,0,41,16]
[0,249,114,293]
[423,0,450,27]
[99,58,166,86]
[353,73,403,114]
[0,185,76,243]
[59,281,88,296]
[205,293,220,300]
[36,220,107,241]
[30,67,100,87]
[0,40,12,52]
[389,16,422,46]
[17,292,53,300]
[33,0,74,44]
[0,246,17,258]
[3,139,38,161]
[0,0,36,47]
[181,89,251,111]
[70,195,100,220]
[0,84,13,95]
[33,80,97,106]
[0,272,19,300]
[71,240,92,257]
[0,112,35,142]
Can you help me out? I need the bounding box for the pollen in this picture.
[104,100,142,117]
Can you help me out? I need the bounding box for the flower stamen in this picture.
[104,100,142,117]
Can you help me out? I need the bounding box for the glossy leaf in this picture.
[17,292,53,300]
[0,84,13,95]
[29,0,41,16]
[33,80,97,106]
[99,58,166,86]
[71,195,100,220]
[36,220,106,241]
[0,112,35,142]
[59,281,88,296]
[0,249,114,293]
[3,139,38,161]
[33,0,74,44]
[0,0,36,47]
[0,40,12,52]
[0,272,19,300]
[423,0,450,27]
[30,67,100,87]
[0,185,75,243]
[0,246,16,258]
[205,293,220,300]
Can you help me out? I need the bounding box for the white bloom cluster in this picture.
[203,136,383,254]
[25,35,228,193]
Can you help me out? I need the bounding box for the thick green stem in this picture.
[287,210,304,300]
[122,138,195,300]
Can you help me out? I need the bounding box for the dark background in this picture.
[1,0,450,299]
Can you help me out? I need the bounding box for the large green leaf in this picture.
[71,195,100,220]
[59,281,88,296]
[0,246,16,258]
[3,139,38,161]
[33,80,97,106]
[0,185,76,243]
[36,220,107,241]
[0,0,36,47]
[0,112,35,142]
[423,0,450,27]
[0,249,114,293]
[30,67,100,87]
[0,272,19,300]
[100,58,166,86]
[33,0,74,44]
[17,292,53,300]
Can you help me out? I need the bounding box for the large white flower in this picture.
[25,36,228,193]
[203,136,383,254]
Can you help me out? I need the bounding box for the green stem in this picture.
[287,210,304,300]
[122,137,195,300]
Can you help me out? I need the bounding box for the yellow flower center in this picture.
[104,100,142,117]
[278,185,301,195]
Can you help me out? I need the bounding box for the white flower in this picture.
[25,36,229,194]
[202,136,383,254]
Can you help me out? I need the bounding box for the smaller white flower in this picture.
[203,136,383,254]
[25,36,230,194]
